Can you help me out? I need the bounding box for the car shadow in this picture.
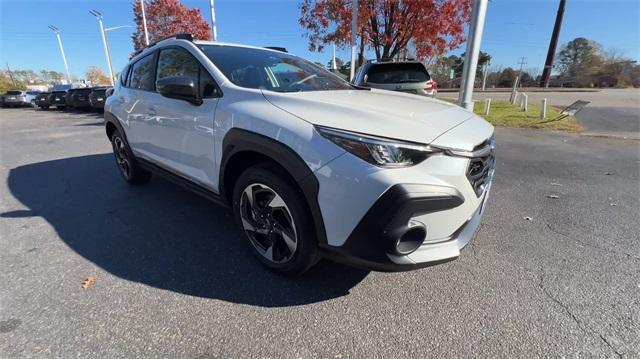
[4,154,369,307]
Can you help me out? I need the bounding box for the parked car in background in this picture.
[2,90,33,107]
[353,61,437,97]
[105,35,494,275]
[64,88,78,109]
[25,91,41,107]
[35,92,52,109]
[71,88,93,110]
[89,87,111,112]
[50,90,68,109]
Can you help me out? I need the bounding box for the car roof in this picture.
[194,40,292,55]
[132,38,293,62]
[370,61,424,65]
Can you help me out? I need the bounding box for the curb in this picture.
[580,132,640,141]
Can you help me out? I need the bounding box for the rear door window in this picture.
[367,63,430,84]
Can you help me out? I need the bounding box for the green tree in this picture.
[326,57,345,69]
[555,37,603,86]
[326,57,351,76]
[497,67,517,87]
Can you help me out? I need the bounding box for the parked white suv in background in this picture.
[353,61,438,97]
[105,34,495,275]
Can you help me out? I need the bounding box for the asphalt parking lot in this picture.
[1,107,639,357]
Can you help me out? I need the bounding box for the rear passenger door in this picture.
[146,46,221,190]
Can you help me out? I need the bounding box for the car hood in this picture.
[262,89,474,144]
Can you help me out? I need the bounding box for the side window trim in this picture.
[121,65,131,87]
[156,45,222,99]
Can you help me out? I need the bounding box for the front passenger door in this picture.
[146,46,221,190]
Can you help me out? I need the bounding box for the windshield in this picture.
[6,91,22,95]
[367,63,430,84]
[199,45,353,93]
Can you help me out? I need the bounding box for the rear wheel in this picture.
[232,164,318,275]
[110,130,151,185]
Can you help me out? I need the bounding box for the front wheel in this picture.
[232,164,318,275]
[110,130,151,185]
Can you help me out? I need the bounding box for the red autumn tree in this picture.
[299,0,472,63]
[132,0,212,51]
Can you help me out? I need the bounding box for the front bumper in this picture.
[315,138,494,271]
[320,181,491,271]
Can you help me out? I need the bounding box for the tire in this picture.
[232,163,318,275]
[110,129,152,185]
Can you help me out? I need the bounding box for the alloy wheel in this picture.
[239,183,298,264]
[113,136,131,179]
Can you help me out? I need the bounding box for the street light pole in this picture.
[481,61,489,91]
[209,0,217,41]
[332,44,337,70]
[90,10,115,86]
[458,0,489,111]
[349,0,358,81]
[48,26,72,85]
[140,0,150,45]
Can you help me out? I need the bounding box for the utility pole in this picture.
[540,0,566,88]
[140,0,150,45]
[349,0,358,81]
[458,0,489,111]
[48,26,72,85]
[90,10,115,86]
[516,56,527,87]
[209,0,217,41]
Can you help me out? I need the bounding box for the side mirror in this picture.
[156,76,202,105]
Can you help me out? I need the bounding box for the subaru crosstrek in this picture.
[104,34,495,275]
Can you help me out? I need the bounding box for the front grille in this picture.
[466,140,495,197]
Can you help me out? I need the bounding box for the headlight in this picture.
[316,126,441,167]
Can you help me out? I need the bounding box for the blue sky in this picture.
[1,0,639,78]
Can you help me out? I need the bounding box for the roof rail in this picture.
[132,33,194,57]
[264,46,288,53]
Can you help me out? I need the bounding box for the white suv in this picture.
[105,34,495,275]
